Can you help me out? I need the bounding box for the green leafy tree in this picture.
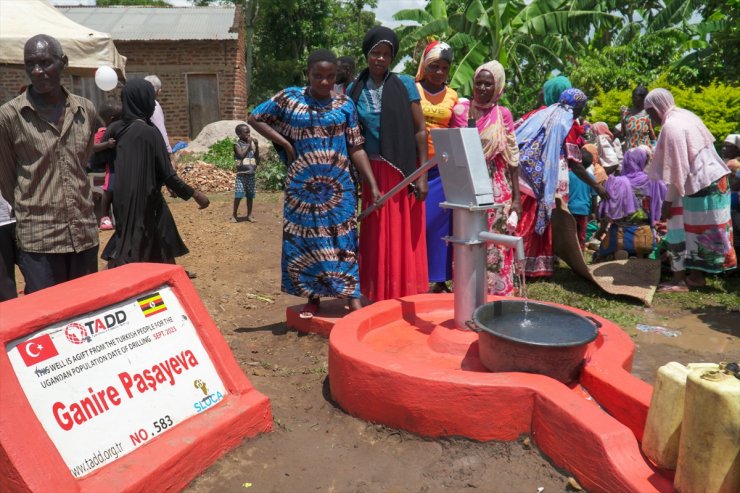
[392,0,461,64]
[392,1,618,99]
[192,0,376,105]
[572,0,739,89]
[329,0,378,57]
[568,31,692,98]
[391,1,735,117]
[248,0,331,104]
[248,0,377,105]
[674,0,739,85]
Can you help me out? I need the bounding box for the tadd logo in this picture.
[64,310,128,345]
[193,379,224,413]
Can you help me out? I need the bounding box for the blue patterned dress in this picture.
[251,87,364,298]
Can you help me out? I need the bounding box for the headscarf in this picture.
[543,76,572,106]
[468,60,517,166]
[516,87,584,234]
[121,78,156,125]
[96,78,159,180]
[361,26,399,59]
[644,88,718,196]
[349,26,417,177]
[599,175,640,221]
[559,88,587,109]
[621,146,666,226]
[473,61,506,108]
[415,40,453,82]
[592,121,613,140]
[643,88,674,124]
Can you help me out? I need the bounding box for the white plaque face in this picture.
[6,286,228,478]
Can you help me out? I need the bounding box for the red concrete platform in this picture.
[286,298,352,338]
[327,294,671,493]
[0,264,272,493]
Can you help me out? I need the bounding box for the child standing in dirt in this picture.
[232,123,260,222]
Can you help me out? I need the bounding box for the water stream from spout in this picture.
[515,259,531,328]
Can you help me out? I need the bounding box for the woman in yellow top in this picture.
[416,41,459,293]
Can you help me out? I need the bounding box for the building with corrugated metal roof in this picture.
[0,6,246,142]
[59,6,240,42]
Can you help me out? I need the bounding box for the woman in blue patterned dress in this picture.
[249,50,381,317]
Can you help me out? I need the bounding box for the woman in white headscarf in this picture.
[450,61,520,295]
[644,88,736,292]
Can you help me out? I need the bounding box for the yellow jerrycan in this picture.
[642,362,717,469]
[674,365,740,493]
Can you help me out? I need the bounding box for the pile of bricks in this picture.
[176,161,235,193]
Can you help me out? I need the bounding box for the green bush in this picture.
[201,137,286,191]
[671,82,740,141]
[257,157,287,191]
[589,79,740,141]
[588,87,633,128]
[202,138,236,171]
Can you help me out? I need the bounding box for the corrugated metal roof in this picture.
[57,6,238,41]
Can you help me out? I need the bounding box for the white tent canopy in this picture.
[0,0,126,76]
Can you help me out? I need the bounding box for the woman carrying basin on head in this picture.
[451,61,521,295]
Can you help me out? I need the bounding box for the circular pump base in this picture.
[328,294,673,493]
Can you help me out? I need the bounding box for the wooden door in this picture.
[187,74,220,139]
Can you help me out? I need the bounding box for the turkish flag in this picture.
[17,334,59,367]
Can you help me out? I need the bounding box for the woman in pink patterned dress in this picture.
[621,85,656,150]
[451,61,521,295]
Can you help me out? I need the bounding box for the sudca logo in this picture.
[193,379,224,413]
[64,310,128,345]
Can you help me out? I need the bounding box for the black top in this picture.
[97,117,193,265]
[349,70,417,178]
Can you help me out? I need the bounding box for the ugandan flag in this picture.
[137,292,167,317]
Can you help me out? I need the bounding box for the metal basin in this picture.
[470,300,600,383]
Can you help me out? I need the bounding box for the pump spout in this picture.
[479,231,525,261]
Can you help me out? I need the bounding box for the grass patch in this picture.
[525,266,740,329]
[256,157,287,192]
[526,268,644,328]
[653,274,740,311]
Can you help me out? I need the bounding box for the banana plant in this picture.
[393,0,619,96]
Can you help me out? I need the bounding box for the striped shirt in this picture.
[0,87,98,253]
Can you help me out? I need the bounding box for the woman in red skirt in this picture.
[348,26,429,301]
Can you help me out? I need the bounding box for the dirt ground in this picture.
[20,191,737,493]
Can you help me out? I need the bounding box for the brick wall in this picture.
[0,68,29,103]
[1,9,247,144]
[102,36,246,142]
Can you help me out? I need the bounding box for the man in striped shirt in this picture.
[0,35,99,294]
